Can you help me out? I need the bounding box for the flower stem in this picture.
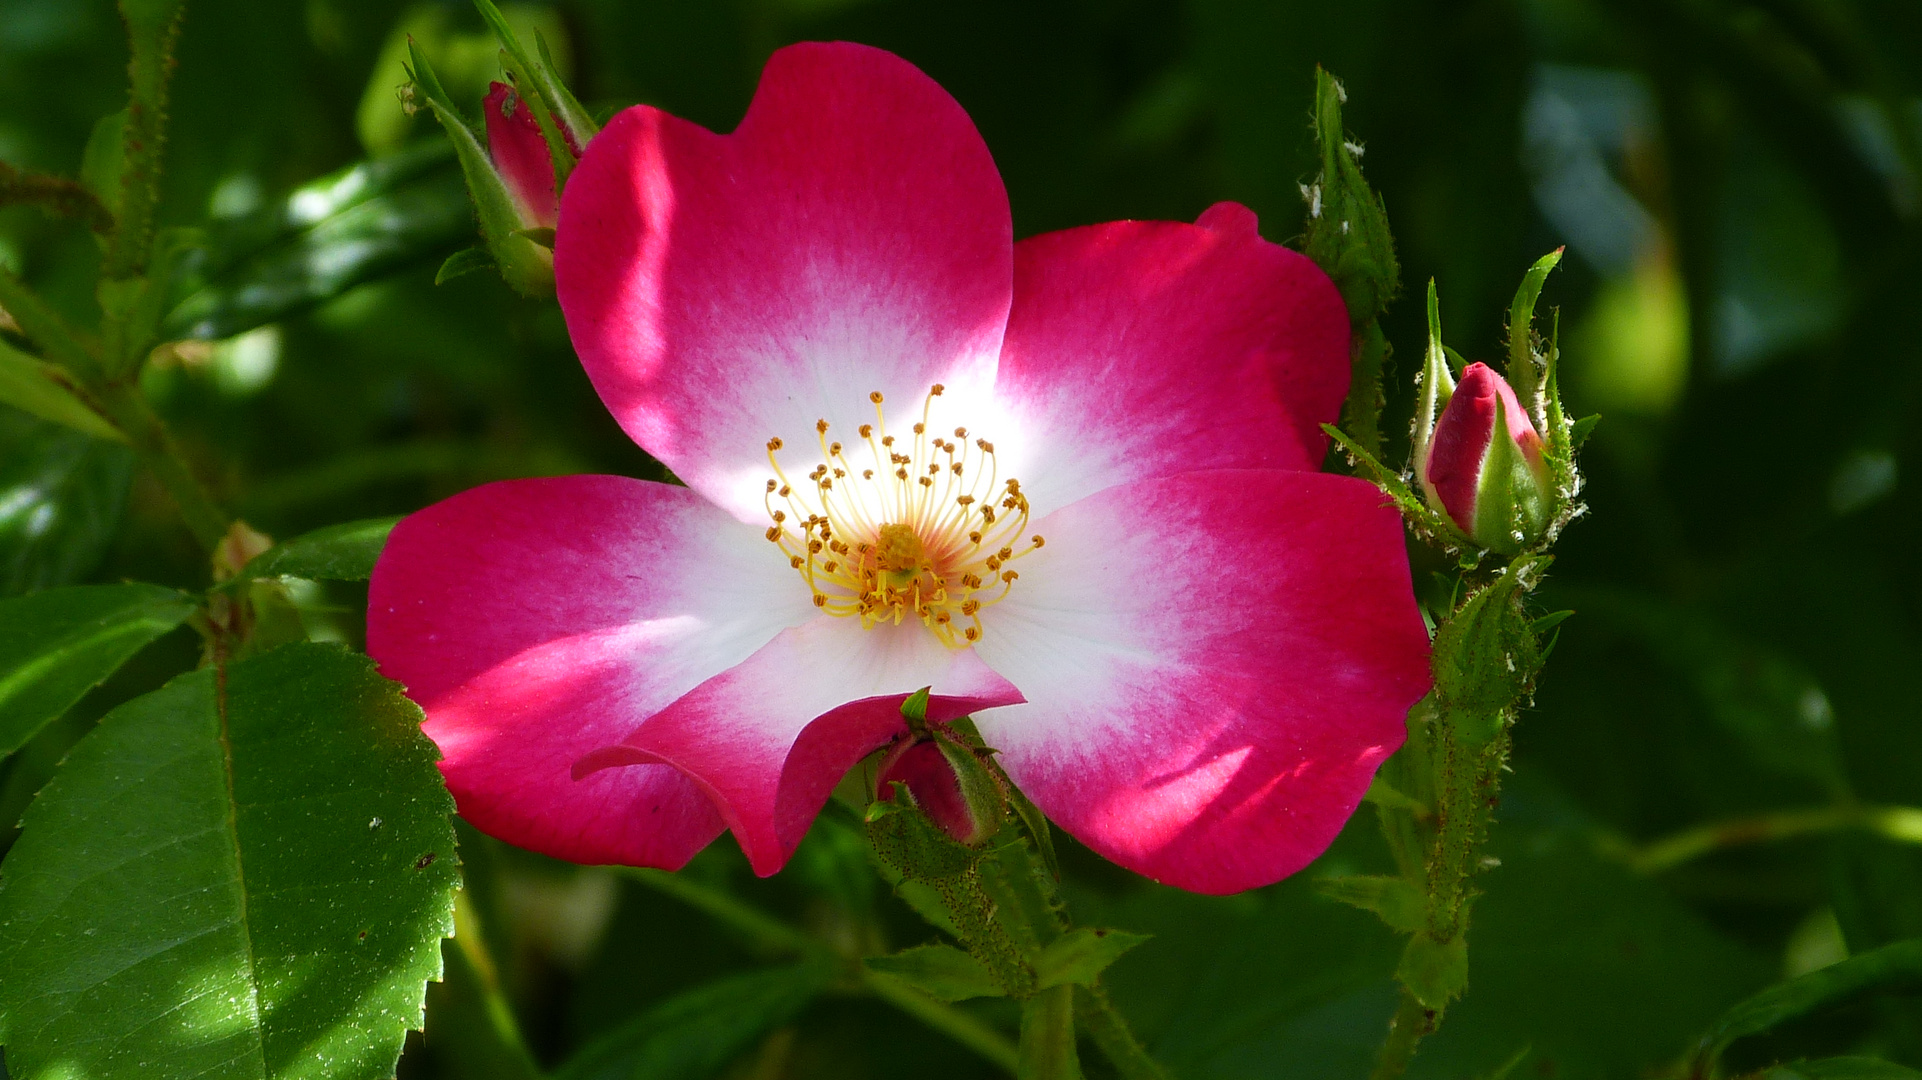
[622,866,1022,1073]
[93,379,231,551]
[1612,804,1922,876]
[1369,987,1437,1080]
[1019,984,1082,1080]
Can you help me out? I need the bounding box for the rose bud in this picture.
[874,733,1004,847]
[1418,361,1553,554]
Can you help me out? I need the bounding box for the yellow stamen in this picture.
[761,386,1041,647]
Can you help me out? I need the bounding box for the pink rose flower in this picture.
[368,42,1430,895]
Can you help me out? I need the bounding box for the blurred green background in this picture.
[2,0,1919,1077]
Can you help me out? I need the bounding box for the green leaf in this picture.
[436,246,496,284]
[1692,939,1922,1070]
[1430,557,1545,747]
[554,961,836,1080]
[0,416,135,597]
[80,108,128,219]
[1764,1058,1922,1079]
[0,583,194,757]
[866,943,1007,1001]
[1398,932,1469,1010]
[162,142,471,341]
[1315,875,1426,934]
[1035,928,1151,990]
[0,642,459,1080]
[241,516,400,582]
[0,336,123,441]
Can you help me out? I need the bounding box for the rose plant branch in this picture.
[1303,95,1593,1074]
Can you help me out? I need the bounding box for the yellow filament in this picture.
[762,386,1041,647]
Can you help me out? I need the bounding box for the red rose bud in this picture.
[875,734,1004,847]
[1420,361,1552,554]
[484,82,561,230]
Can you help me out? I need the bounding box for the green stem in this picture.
[1074,984,1168,1080]
[104,0,186,282]
[624,867,1022,1073]
[1617,804,1922,875]
[1019,983,1082,1080]
[863,970,1020,1073]
[622,867,822,958]
[93,379,229,550]
[1369,986,1436,1080]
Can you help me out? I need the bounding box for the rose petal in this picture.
[971,469,1430,894]
[367,475,814,868]
[555,41,1013,524]
[577,617,1023,875]
[989,204,1350,513]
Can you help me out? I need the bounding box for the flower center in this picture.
[762,385,1042,647]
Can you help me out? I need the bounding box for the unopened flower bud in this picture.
[1418,362,1552,554]
[875,733,1003,847]
[483,82,560,231]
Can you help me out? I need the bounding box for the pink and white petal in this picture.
[576,617,1023,876]
[554,42,1013,524]
[367,475,815,868]
[484,81,558,229]
[987,204,1351,514]
[970,469,1430,895]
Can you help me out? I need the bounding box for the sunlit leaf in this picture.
[240,516,400,582]
[0,414,134,597]
[0,642,458,1080]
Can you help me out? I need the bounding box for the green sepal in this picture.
[472,0,597,166]
[1569,413,1601,449]
[407,38,553,298]
[1323,422,1470,549]
[931,729,1005,847]
[1302,68,1398,326]
[1033,928,1150,990]
[1398,932,1470,1010]
[1410,279,1455,505]
[1430,556,1546,748]
[1468,399,1552,556]
[514,226,556,248]
[1504,248,1563,414]
[0,336,123,441]
[901,685,931,734]
[436,246,496,285]
[1315,874,1426,934]
[865,944,1007,1002]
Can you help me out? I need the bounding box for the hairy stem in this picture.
[1074,984,1168,1080]
[1019,984,1081,1080]
[1369,987,1437,1080]
[94,379,229,550]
